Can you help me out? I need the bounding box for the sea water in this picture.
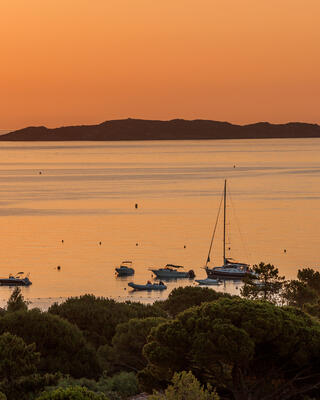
[0,139,319,308]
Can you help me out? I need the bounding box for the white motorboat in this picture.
[195,277,222,285]
[150,264,195,279]
[128,281,167,291]
[115,261,135,276]
[204,180,258,280]
[0,272,32,286]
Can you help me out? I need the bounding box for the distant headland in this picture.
[1,118,320,141]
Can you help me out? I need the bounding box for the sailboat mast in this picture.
[223,179,226,264]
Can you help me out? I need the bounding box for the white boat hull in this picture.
[151,269,189,278]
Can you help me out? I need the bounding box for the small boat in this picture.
[115,261,135,276]
[204,180,258,280]
[195,277,222,285]
[0,272,32,286]
[150,264,195,279]
[128,281,167,291]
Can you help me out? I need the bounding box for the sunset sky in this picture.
[1,0,319,129]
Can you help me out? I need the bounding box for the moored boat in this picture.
[204,180,258,280]
[128,281,167,291]
[195,277,222,285]
[115,261,135,276]
[150,264,195,279]
[0,272,32,286]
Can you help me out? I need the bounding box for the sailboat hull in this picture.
[206,266,258,279]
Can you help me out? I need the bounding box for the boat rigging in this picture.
[205,180,258,279]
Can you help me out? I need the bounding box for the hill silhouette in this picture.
[1,118,320,141]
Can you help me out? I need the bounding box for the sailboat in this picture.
[205,180,258,279]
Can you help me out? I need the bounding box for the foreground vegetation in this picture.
[1,264,320,399]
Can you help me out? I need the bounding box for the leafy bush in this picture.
[36,386,109,399]
[148,371,219,400]
[45,372,139,399]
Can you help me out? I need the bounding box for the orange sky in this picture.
[1,0,319,129]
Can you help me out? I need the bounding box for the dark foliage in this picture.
[36,386,110,399]
[6,287,29,313]
[0,332,59,400]
[141,297,320,400]
[303,302,320,319]
[48,294,166,347]
[282,268,320,309]
[241,262,285,303]
[149,371,219,400]
[157,286,232,317]
[297,268,320,294]
[1,373,59,400]
[45,371,139,399]
[283,280,318,308]
[0,309,100,378]
[98,317,166,373]
[0,332,38,380]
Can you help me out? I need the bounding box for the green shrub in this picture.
[36,386,109,399]
[149,371,219,400]
[45,372,138,399]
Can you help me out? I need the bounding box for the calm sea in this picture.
[0,139,319,308]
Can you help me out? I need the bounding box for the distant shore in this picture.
[1,118,320,141]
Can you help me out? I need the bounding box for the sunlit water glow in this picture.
[0,139,319,309]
